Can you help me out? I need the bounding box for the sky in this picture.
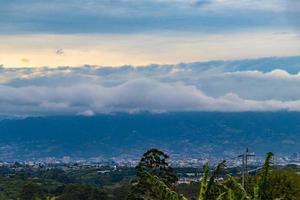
[0,0,300,67]
[0,0,300,116]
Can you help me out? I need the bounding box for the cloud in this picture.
[0,0,298,34]
[0,78,300,116]
[77,110,95,116]
[225,69,300,80]
[1,56,300,116]
[56,49,64,56]
[21,58,30,63]
[4,79,300,115]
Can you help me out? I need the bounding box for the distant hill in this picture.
[0,112,300,161]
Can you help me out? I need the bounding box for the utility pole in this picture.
[238,152,245,188]
[238,148,255,188]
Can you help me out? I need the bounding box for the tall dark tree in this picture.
[136,148,178,187]
[128,148,178,199]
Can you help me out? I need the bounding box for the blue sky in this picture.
[0,0,299,67]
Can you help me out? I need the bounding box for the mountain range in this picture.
[0,112,299,161]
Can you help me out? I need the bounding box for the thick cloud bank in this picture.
[1,56,300,116]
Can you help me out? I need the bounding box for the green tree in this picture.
[57,184,108,200]
[259,168,300,200]
[19,182,46,200]
[129,148,178,199]
[136,148,178,187]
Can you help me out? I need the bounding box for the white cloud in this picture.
[1,57,300,116]
[1,77,300,116]
[206,0,286,11]
[225,69,300,80]
[77,110,95,116]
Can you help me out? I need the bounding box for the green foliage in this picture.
[257,168,300,200]
[203,152,292,200]
[205,161,226,200]
[139,171,187,200]
[198,163,209,200]
[177,182,200,200]
[129,148,179,199]
[57,184,108,200]
[220,176,250,200]
[133,151,296,200]
[40,169,72,184]
[220,178,249,200]
[19,182,47,200]
[136,148,178,187]
[215,152,275,200]
[1,151,300,200]
[198,161,226,200]
[258,152,274,200]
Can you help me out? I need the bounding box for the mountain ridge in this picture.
[0,112,299,161]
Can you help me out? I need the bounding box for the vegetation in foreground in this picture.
[0,149,300,199]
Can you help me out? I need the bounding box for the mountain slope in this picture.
[0,112,300,161]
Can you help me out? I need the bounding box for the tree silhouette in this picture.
[136,148,178,187]
[128,148,178,199]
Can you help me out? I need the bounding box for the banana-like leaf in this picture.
[141,171,188,200]
[198,163,209,200]
[205,160,226,199]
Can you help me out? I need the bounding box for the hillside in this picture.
[0,112,299,161]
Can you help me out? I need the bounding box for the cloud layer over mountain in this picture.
[1,56,300,116]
